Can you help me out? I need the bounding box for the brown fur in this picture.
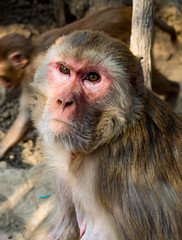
[30,30,182,240]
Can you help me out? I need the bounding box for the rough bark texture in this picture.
[130,0,154,88]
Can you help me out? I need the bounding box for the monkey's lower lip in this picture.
[50,119,69,125]
[49,119,68,125]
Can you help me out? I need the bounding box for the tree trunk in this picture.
[130,0,153,88]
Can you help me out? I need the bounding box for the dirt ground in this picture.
[0,0,182,239]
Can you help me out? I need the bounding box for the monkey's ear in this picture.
[132,63,144,97]
[8,51,29,69]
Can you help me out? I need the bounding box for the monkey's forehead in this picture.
[48,49,104,68]
[49,43,106,65]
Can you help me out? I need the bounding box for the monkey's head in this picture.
[0,33,33,88]
[31,30,144,153]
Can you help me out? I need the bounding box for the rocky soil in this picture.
[0,0,182,239]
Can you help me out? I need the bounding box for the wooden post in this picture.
[130,0,153,89]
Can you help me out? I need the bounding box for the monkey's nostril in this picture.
[57,99,62,105]
[65,101,73,107]
[57,99,74,107]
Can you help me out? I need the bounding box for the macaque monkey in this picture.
[29,30,182,240]
[0,6,179,159]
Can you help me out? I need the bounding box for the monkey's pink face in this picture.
[45,57,111,135]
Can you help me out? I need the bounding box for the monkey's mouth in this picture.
[0,76,12,88]
[48,119,71,134]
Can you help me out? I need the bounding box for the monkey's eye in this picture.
[85,72,100,82]
[59,64,70,74]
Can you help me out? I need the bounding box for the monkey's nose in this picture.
[56,91,76,113]
[56,98,74,111]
